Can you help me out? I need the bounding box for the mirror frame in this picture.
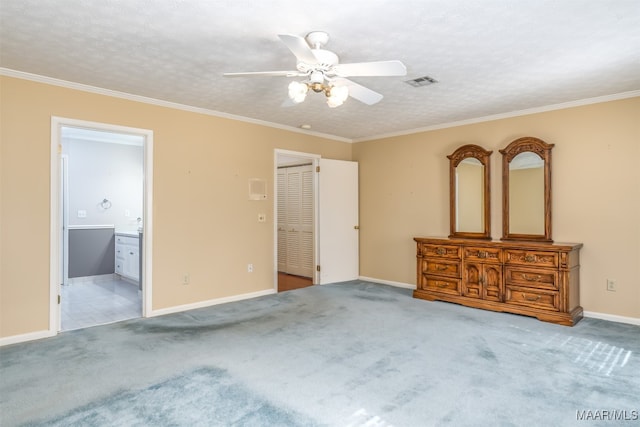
[500,136,554,242]
[448,144,492,240]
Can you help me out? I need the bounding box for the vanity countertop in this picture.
[115,230,140,238]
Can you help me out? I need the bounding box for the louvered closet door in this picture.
[279,164,314,278]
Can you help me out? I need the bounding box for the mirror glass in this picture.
[448,144,492,240]
[508,152,544,235]
[455,158,484,233]
[500,136,553,242]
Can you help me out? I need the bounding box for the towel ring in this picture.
[101,198,112,209]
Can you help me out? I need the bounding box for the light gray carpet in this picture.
[1,281,639,426]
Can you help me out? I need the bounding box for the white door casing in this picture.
[50,117,153,335]
[277,169,287,272]
[318,158,359,284]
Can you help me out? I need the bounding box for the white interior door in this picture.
[318,158,359,284]
[61,155,69,288]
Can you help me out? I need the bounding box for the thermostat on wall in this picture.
[248,178,267,200]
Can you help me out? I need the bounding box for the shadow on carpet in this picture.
[30,367,319,427]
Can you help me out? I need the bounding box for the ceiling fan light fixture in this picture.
[326,85,349,108]
[225,31,406,108]
[310,82,324,93]
[288,81,308,103]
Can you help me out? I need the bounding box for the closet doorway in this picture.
[276,152,315,292]
[274,150,360,292]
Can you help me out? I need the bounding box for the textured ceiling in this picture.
[2,0,639,141]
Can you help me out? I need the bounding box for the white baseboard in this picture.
[148,288,277,318]
[583,311,640,326]
[359,276,416,290]
[0,329,56,347]
[67,273,115,285]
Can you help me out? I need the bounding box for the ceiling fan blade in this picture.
[278,34,318,64]
[333,60,407,77]
[334,78,384,105]
[223,70,303,77]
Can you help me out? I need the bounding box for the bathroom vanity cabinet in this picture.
[115,232,140,283]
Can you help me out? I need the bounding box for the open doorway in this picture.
[51,117,153,333]
[274,150,360,292]
[275,150,318,292]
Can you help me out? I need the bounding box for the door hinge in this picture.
[316,166,320,173]
[57,295,61,304]
[316,265,321,272]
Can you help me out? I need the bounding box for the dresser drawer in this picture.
[421,244,461,260]
[504,249,558,268]
[504,267,557,290]
[505,286,559,311]
[463,246,501,263]
[422,259,461,278]
[421,276,461,295]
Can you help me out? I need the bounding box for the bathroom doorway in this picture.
[51,117,153,333]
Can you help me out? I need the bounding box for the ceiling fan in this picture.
[223,31,407,107]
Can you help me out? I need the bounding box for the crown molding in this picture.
[353,90,640,143]
[0,68,351,143]
[3,67,637,145]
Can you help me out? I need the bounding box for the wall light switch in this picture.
[77,210,87,218]
[125,209,131,217]
[258,213,266,222]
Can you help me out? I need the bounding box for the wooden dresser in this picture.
[413,237,583,326]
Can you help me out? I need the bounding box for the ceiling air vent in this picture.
[405,76,438,87]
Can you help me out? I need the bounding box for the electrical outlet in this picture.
[606,279,616,292]
[182,273,190,285]
[247,264,254,273]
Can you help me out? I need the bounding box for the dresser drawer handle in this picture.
[436,282,449,288]
[477,251,487,259]
[436,265,448,271]
[522,293,541,302]
[523,274,542,282]
[524,255,537,263]
[436,247,446,255]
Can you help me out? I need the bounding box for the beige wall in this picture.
[2,75,638,340]
[353,97,640,318]
[0,76,352,338]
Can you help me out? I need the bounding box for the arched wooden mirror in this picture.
[448,144,492,240]
[500,137,554,242]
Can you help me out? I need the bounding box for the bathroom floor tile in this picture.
[61,278,141,331]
